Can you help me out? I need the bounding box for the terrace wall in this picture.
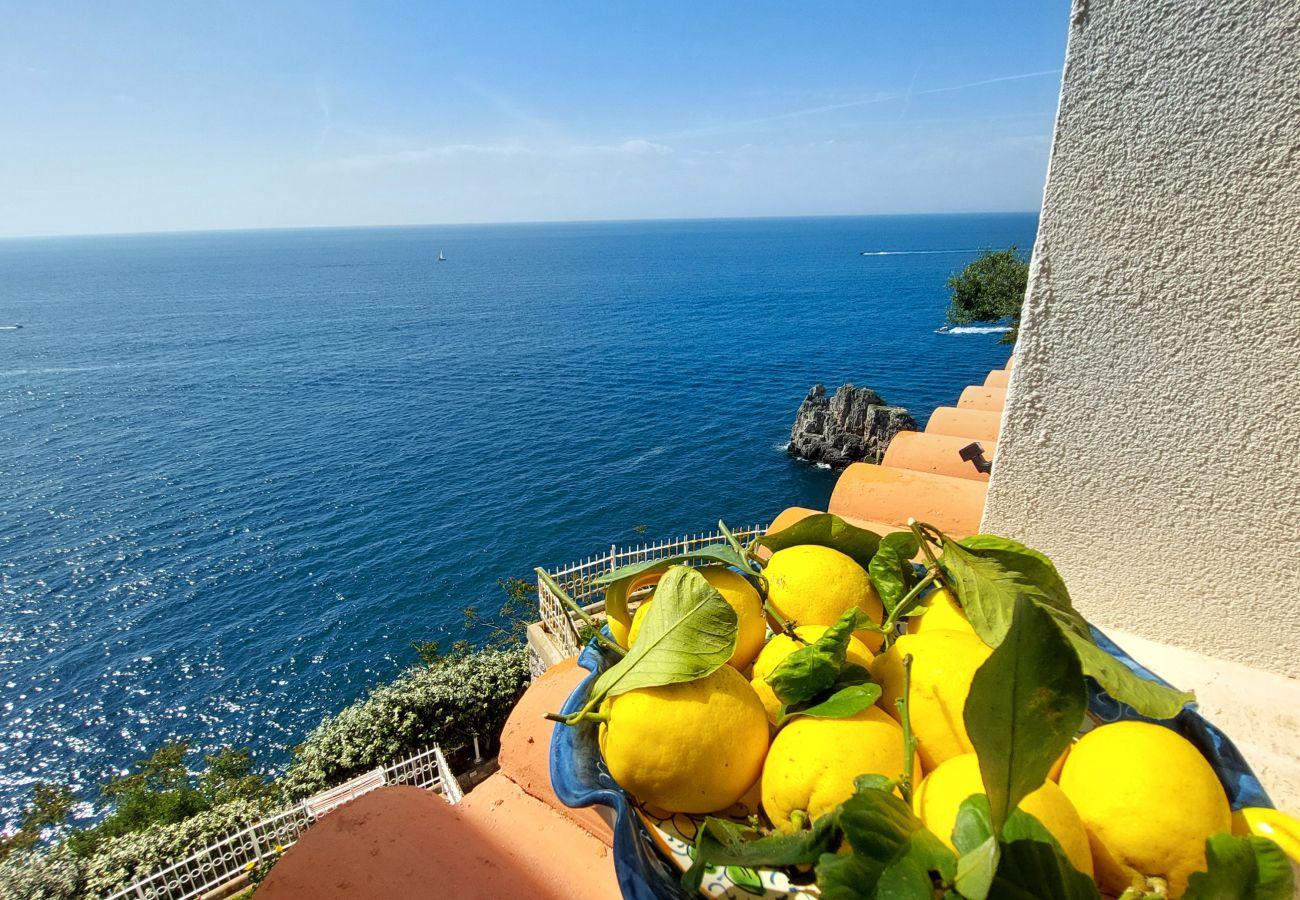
[983,0,1300,678]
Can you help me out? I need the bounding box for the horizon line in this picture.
[0,209,1041,243]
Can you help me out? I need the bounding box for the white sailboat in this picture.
[437,250,446,262]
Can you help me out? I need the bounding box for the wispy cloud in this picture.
[314,80,333,150]
[658,68,1062,139]
[455,78,557,133]
[314,138,672,173]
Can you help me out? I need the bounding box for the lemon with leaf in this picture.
[913,752,1093,877]
[625,565,766,670]
[598,663,769,814]
[761,705,919,832]
[1058,721,1230,898]
[749,626,875,724]
[870,630,992,770]
[907,586,976,637]
[764,545,884,651]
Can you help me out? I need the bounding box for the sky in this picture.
[0,1,1072,237]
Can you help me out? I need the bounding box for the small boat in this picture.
[0,324,21,331]
[437,250,446,262]
[936,323,1013,335]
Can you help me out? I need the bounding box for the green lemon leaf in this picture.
[951,795,995,854]
[939,533,1193,720]
[938,538,1087,645]
[595,544,750,586]
[588,565,737,701]
[816,852,879,900]
[964,594,1088,834]
[854,773,898,793]
[955,835,999,900]
[594,543,752,639]
[1064,633,1194,720]
[993,839,1103,900]
[680,812,842,894]
[952,796,1100,900]
[758,512,882,571]
[1183,833,1296,900]
[869,530,921,613]
[826,783,956,897]
[767,608,863,706]
[777,683,881,726]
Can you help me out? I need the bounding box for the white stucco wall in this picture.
[983,0,1300,681]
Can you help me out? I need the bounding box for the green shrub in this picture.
[279,647,530,799]
[0,846,85,900]
[63,743,273,860]
[945,247,1030,343]
[0,784,74,864]
[81,798,271,896]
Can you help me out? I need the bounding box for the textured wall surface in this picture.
[983,1,1300,677]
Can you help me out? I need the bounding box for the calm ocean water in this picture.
[0,214,1032,823]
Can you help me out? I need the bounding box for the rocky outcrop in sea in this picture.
[787,384,917,468]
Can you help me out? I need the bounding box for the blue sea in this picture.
[0,214,1032,824]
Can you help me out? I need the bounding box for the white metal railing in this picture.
[102,743,460,900]
[536,525,767,657]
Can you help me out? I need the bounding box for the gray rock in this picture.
[788,383,917,468]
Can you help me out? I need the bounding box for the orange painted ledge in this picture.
[828,464,985,536]
[881,431,995,483]
[924,406,1003,443]
[497,656,613,845]
[983,369,1010,388]
[256,783,615,900]
[956,385,1007,412]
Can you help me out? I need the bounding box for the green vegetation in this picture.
[280,646,529,798]
[946,247,1030,343]
[0,577,536,898]
[64,743,275,859]
[412,576,535,662]
[0,784,75,864]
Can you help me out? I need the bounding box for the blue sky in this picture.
[0,1,1071,237]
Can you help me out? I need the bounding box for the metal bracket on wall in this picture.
[959,441,993,475]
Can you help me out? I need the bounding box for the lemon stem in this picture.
[718,519,760,575]
[789,809,809,831]
[537,568,627,657]
[896,653,916,804]
[543,708,610,726]
[880,568,939,634]
[763,600,803,640]
[907,518,945,574]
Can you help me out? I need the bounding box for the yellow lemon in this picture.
[912,753,1093,877]
[764,545,885,651]
[626,565,767,670]
[607,615,632,648]
[870,630,992,771]
[1058,721,1231,898]
[626,600,653,647]
[907,587,976,637]
[1047,743,1070,782]
[761,705,921,832]
[599,664,769,814]
[1232,807,1300,866]
[608,572,663,649]
[749,626,875,724]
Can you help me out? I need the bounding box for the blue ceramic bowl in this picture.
[550,627,1274,899]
